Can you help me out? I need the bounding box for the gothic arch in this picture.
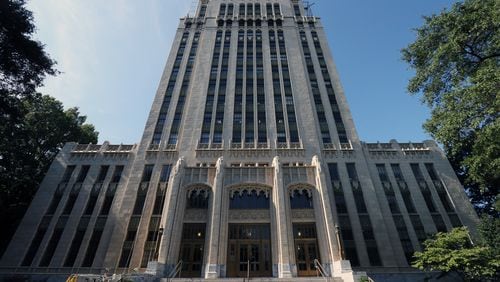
[227,183,272,198]
[185,183,212,199]
[288,183,315,198]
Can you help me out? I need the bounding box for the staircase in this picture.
[163,278,344,282]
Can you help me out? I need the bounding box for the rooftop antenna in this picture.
[303,1,316,17]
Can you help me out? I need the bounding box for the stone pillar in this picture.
[311,155,350,276]
[205,157,225,278]
[272,156,294,278]
[156,157,185,276]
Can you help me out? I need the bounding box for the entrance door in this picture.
[179,223,206,278]
[293,223,320,276]
[227,224,272,277]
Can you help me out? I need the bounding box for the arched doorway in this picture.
[289,185,320,277]
[226,185,273,278]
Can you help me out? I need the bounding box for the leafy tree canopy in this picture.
[402,0,499,215]
[0,0,98,256]
[0,0,57,96]
[413,227,500,281]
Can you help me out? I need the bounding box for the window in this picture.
[141,165,154,182]
[61,165,76,183]
[187,190,210,209]
[290,189,313,209]
[39,226,64,266]
[111,165,124,183]
[159,165,172,182]
[96,165,109,182]
[230,190,269,209]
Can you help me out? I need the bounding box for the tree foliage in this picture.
[413,227,500,281]
[401,0,500,215]
[0,0,98,256]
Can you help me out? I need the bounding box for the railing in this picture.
[166,260,183,281]
[314,259,329,281]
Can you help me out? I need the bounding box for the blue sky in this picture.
[26,0,459,144]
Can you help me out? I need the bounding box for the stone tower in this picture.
[1,1,478,281]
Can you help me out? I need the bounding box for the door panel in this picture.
[293,223,320,277]
[227,224,272,277]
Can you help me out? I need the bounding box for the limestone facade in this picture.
[1,0,478,281]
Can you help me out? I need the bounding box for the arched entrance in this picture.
[226,185,273,278]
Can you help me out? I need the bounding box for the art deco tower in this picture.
[1,1,478,281]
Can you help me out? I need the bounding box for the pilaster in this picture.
[157,157,186,275]
[205,157,225,278]
[272,156,294,278]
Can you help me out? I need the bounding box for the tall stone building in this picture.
[1,0,478,281]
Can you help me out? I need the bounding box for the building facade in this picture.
[1,0,478,281]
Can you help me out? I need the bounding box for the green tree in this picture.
[0,0,99,256]
[413,227,500,281]
[401,0,500,215]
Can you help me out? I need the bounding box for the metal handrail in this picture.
[314,259,329,281]
[166,260,183,281]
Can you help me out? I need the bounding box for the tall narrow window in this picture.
[294,5,301,16]
[245,29,255,144]
[233,30,245,144]
[300,31,331,144]
[269,29,286,144]
[411,163,447,232]
[152,32,190,145]
[64,217,90,267]
[425,163,455,213]
[278,30,299,143]
[346,163,381,266]
[327,163,359,266]
[256,30,267,143]
[167,32,200,145]
[240,4,246,16]
[198,5,207,18]
[311,31,348,143]
[200,31,222,145]
[376,164,414,264]
[213,30,231,144]
[21,217,50,266]
[218,3,226,17]
[273,3,281,16]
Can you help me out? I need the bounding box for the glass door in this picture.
[293,223,320,276]
[179,223,206,278]
[227,224,272,277]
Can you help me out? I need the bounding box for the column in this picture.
[311,156,349,276]
[156,157,185,276]
[205,157,225,278]
[272,156,294,278]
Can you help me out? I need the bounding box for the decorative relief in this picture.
[291,209,315,220]
[228,209,271,221]
[229,184,271,198]
[184,209,208,222]
[288,184,314,198]
[186,185,211,198]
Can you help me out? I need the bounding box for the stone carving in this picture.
[291,209,315,219]
[186,185,211,198]
[288,184,314,198]
[228,209,271,221]
[311,155,321,173]
[229,184,271,198]
[216,157,224,175]
[184,209,208,222]
[172,156,185,176]
[272,156,280,173]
